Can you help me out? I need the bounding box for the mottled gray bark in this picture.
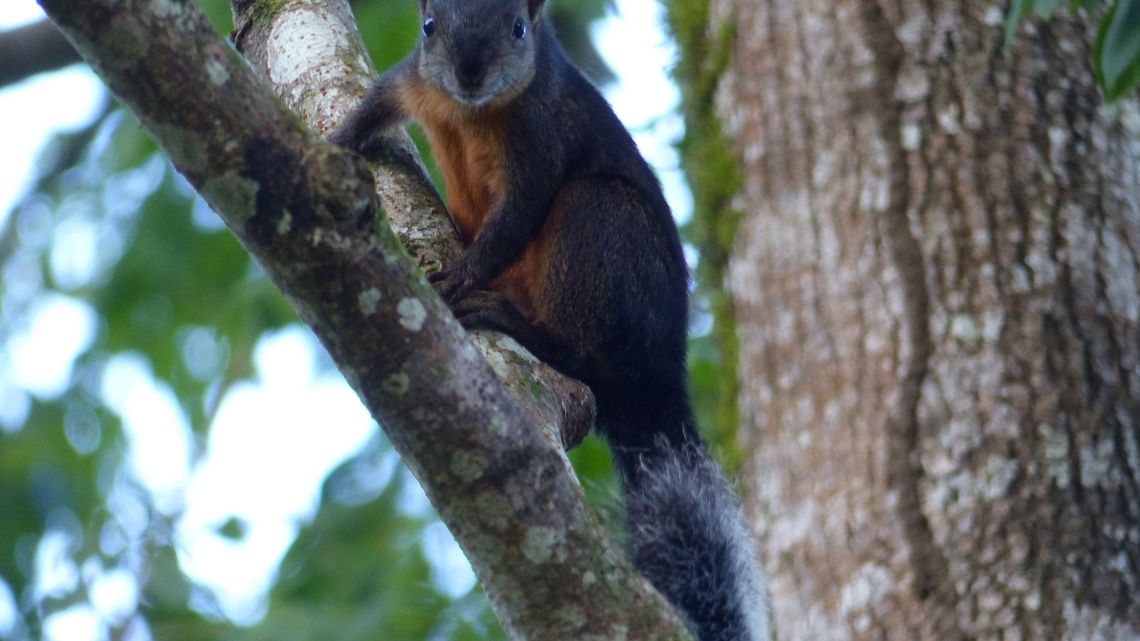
[36,0,690,638]
[714,1,1140,639]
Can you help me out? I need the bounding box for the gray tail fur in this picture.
[622,443,771,641]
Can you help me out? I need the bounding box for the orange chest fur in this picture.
[428,125,509,243]
[398,81,544,317]
[400,82,509,244]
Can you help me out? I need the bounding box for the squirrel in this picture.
[330,1,770,639]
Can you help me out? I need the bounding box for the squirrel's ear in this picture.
[419,0,429,14]
[526,0,544,21]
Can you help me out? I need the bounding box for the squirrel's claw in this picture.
[448,289,515,331]
[429,261,480,304]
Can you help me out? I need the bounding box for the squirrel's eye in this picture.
[422,17,436,37]
[512,17,527,40]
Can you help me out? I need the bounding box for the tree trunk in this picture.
[712,1,1140,639]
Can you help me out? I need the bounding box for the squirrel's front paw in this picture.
[428,260,482,304]
[448,290,517,331]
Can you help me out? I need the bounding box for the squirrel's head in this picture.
[417,0,546,108]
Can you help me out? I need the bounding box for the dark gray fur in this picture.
[331,1,771,638]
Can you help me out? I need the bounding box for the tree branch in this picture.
[35,0,691,638]
[0,19,80,88]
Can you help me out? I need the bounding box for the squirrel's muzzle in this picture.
[454,55,487,92]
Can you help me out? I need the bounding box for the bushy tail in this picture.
[620,443,770,641]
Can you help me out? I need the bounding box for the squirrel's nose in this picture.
[454,57,486,90]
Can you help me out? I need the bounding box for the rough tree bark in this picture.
[705,0,1140,639]
[36,0,692,638]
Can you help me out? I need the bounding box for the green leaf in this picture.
[197,0,235,34]
[1004,0,1038,55]
[217,517,248,540]
[1035,0,1063,17]
[1096,0,1140,100]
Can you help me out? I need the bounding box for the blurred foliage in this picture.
[662,0,744,472]
[1005,0,1140,101]
[0,1,614,640]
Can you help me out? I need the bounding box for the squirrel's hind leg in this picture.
[449,289,587,379]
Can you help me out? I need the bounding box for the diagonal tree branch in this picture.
[0,18,80,88]
[35,0,691,638]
